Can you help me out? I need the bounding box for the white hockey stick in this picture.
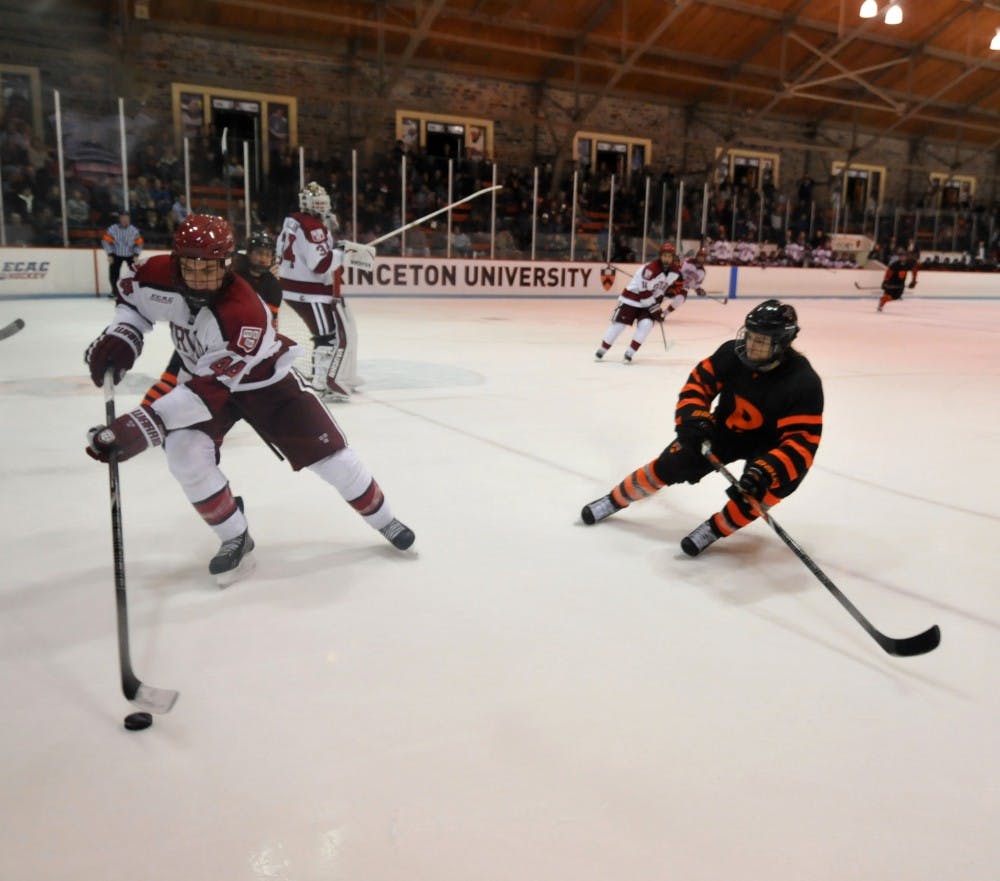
[338,185,504,272]
[0,318,25,340]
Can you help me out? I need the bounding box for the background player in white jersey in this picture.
[84,214,414,586]
[276,182,359,401]
[595,242,681,363]
[679,248,708,298]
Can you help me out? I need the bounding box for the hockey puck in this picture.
[123,711,153,731]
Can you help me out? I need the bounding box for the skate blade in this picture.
[215,553,256,588]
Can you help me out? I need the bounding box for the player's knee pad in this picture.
[308,446,372,498]
[633,317,654,343]
[164,429,224,490]
[654,440,711,485]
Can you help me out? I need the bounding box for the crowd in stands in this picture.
[2,92,999,272]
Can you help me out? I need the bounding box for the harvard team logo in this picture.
[600,266,616,291]
[309,228,326,243]
[236,326,262,353]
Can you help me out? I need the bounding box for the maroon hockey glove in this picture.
[648,305,665,322]
[86,406,164,464]
[726,462,771,503]
[85,324,144,387]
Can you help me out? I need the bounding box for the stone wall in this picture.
[1,10,996,209]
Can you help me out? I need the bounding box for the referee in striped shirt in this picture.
[102,211,144,297]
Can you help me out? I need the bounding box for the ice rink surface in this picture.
[1,292,997,881]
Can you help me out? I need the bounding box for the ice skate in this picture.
[680,520,720,557]
[210,529,256,586]
[581,494,620,525]
[379,518,415,550]
[623,350,634,363]
[594,348,606,360]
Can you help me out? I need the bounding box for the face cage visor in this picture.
[177,256,231,307]
[735,327,784,366]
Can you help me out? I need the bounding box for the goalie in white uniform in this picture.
[276,182,360,400]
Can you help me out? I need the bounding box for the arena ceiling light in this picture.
[859,0,878,18]
[884,3,903,25]
[991,27,1000,51]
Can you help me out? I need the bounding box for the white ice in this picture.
[1,293,997,881]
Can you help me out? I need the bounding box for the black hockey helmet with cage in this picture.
[735,299,799,367]
[246,228,274,253]
[245,228,275,276]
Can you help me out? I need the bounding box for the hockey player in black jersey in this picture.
[581,299,824,556]
[877,248,918,312]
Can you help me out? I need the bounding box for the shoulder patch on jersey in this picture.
[643,267,655,280]
[236,326,263,353]
[309,227,326,243]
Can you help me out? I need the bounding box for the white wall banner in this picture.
[0,248,996,300]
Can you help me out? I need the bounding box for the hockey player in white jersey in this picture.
[84,214,414,586]
[276,182,360,401]
[679,248,708,298]
[594,242,681,363]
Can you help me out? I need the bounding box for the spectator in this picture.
[67,187,91,227]
[452,224,472,257]
[168,193,189,231]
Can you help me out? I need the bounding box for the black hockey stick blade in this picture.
[701,442,940,657]
[0,318,25,340]
[881,624,940,657]
[853,281,881,291]
[104,372,180,714]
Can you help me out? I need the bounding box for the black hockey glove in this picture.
[86,406,164,464]
[676,409,714,447]
[908,279,917,289]
[85,324,144,387]
[726,462,771,503]
[695,287,707,297]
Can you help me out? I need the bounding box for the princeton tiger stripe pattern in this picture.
[581,299,824,556]
[675,341,823,501]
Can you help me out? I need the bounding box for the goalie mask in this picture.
[172,214,235,309]
[299,181,332,218]
[735,299,799,369]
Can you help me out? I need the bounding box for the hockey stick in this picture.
[657,317,671,351]
[0,318,25,340]
[701,442,940,657]
[103,372,180,714]
[339,185,506,272]
[853,281,882,291]
[701,290,729,305]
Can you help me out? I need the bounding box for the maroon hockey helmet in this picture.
[174,214,235,259]
[172,214,235,307]
[660,242,679,263]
